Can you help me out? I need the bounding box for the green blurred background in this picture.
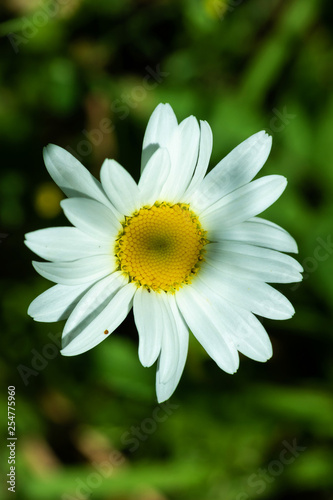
[1,0,333,499]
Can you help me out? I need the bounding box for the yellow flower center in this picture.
[115,202,208,293]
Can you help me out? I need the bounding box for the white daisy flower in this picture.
[26,103,303,402]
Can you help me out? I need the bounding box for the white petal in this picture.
[214,216,299,253]
[61,282,136,356]
[189,131,272,212]
[32,255,115,285]
[199,263,295,320]
[141,103,178,172]
[28,283,93,322]
[176,285,239,374]
[61,198,121,240]
[206,241,303,283]
[162,116,200,201]
[133,287,163,367]
[201,175,287,230]
[62,272,128,341]
[183,120,213,200]
[155,292,180,384]
[100,159,141,216]
[43,145,113,208]
[156,294,189,403]
[194,277,272,362]
[138,148,171,206]
[229,306,273,362]
[25,227,111,261]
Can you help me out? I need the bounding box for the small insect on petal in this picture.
[104,330,109,335]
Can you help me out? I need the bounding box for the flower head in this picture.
[25,103,303,402]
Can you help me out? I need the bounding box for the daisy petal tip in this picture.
[258,342,273,363]
[285,304,295,319]
[32,260,40,272]
[255,353,273,364]
[183,114,199,129]
[59,199,68,212]
[156,386,173,404]
[27,304,35,319]
[60,341,83,357]
[43,143,63,163]
[256,130,273,154]
[60,347,73,357]
[23,238,32,251]
[222,358,239,375]
[24,230,33,241]
[158,102,172,111]
[148,102,177,125]
[273,174,288,194]
[100,157,114,173]
[292,241,299,254]
[156,394,167,404]
[263,130,272,140]
[266,349,273,362]
[253,129,272,143]
[138,351,154,368]
[59,197,77,213]
[276,174,287,185]
[42,143,51,157]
